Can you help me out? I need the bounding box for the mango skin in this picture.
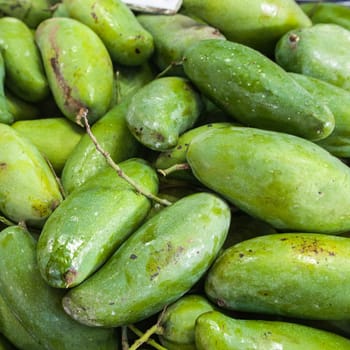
[205,233,350,320]
[0,17,49,102]
[64,0,154,66]
[275,24,350,92]
[35,17,114,124]
[62,192,231,327]
[181,0,311,55]
[12,117,84,173]
[289,72,350,158]
[195,311,350,350]
[0,53,13,125]
[37,158,159,288]
[61,99,139,194]
[126,76,203,151]
[0,123,62,227]
[5,90,39,122]
[186,125,350,233]
[183,39,334,141]
[137,13,225,75]
[159,294,215,350]
[0,226,119,349]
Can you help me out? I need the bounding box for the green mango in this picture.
[37,158,159,288]
[63,0,154,66]
[181,0,311,55]
[12,118,84,173]
[183,39,334,141]
[114,62,156,105]
[62,192,231,327]
[301,2,350,31]
[35,17,114,124]
[195,311,350,349]
[137,13,225,75]
[0,0,53,28]
[126,76,203,151]
[5,90,39,122]
[158,294,215,350]
[0,292,44,350]
[0,52,13,125]
[61,99,139,194]
[186,125,350,233]
[275,23,350,92]
[52,2,69,18]
[0,17,49,102]
[155,122,232,182]
[0,225,119,349]
[206,233,350,320]
[289,72,350,158]
[0,123,62,227]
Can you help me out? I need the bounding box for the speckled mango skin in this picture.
[63,0,154,66]
[195,311,350,350]
[205,233,350,320]
[0,123,62,227]
[181,0,311,54]
[126,76,203,151]
[61,99,139,194]
[289,72,350,158]
[137,13,225,75]
[186,126,350,233]
[275,24,350,92]
[183,39,334,141]
[0,226,118,349]
[35,17,114,124]
[0,17,49,102]
[37,158,159,288]
[62,192,231,327]
[159,294,215,350]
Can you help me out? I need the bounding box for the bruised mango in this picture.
[64,0,154,66]
[195,311,350,349]
[126,76,203,151]
[61,99,139,194]
[275,23,350,92]
[186,125,350,233]
[12,117,84,173]
[0,123,62,227]
[62,192,230,327]
[0,17,49,102]
[205,233,350,320]
[181,0,311,55]
[183,39,334,141]
[0,225,119,349]
[37,158,159,288]
[137,13,225,75]
[35,17,114,124]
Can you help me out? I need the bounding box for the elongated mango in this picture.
[186,125,350,233]
[195,311,350,349]
[35,17,114,124]
[61,99,139,194]
[63,0,154,66]
[0,17,49,102]
[0,226,118,349]
[0,123,62,227]
[62,192,230,327]
[205,233,350,320]
[183,39,334,141]
[37,158,159,288]
[275,24,350,92]
[0,53,13,125]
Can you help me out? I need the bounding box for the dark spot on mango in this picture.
[135,48,141,54]
[0,162,7,170]
[130,254,138,260]
[150,272,159,280]
[217,298,226,307]
[239,253,244,258]
[64,268,77,286]
[91,11,98,22]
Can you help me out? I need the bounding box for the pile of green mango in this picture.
[2,0,350,348]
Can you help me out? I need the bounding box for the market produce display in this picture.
[1,0,350,349]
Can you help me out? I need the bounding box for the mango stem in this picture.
[78,108,172,207]
[121,326,129,350]
[0,215,15,226]
[157,163,190,176]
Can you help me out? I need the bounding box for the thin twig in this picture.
[0,216,16,226]
[77,108,172,207]
[157,163,190,177]
[155,59,184,79]
[127,325,166,350]
[121,326,129,350]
